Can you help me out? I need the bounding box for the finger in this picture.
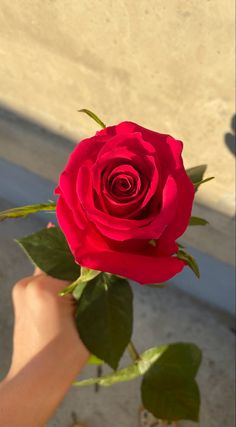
[33,266,45,276]
[28,273,71,296]
[12,276,33,305]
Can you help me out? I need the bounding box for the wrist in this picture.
[8,332,89,381]
[0,336,89,427]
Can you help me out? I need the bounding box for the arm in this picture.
[0,271,89,427]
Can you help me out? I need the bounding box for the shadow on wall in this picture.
[1,103,235,202]
[0,102,77,209]
[1,102,236,160]
[224,114,236,157]
[0,102,75,150]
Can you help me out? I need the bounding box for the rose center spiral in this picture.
[110,173,137,198]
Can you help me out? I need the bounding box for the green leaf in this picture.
[78,109,106,129]
[141,343,202,422]
[16,226,80,281]
[186,165,207,184]
[176,250,200,278]
[0,202,56,222]
[150,343,202,378]
[189,216,209,226]
[75,273,133,370]
[74,346,167,387]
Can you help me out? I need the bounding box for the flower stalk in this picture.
[127,341,140,361]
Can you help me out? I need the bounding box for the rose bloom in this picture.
[55,122,194,284]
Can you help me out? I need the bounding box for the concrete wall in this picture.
[0,1,235,312]
[0,0,235,215]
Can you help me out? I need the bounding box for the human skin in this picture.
[0,269,90,427]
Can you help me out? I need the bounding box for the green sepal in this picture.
[60,267,101,298]
[193,176,214,191]
[189,216,209,226]
[0,202,56,222]
[176,249,200,278]
[186,165,207,184]
[186,164,214,191]
[78,109,106,129]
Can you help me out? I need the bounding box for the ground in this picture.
[0,212,234,427]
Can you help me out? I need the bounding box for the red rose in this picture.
[55,122,194,284]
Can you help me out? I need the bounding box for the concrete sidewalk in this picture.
[0,214,234,427]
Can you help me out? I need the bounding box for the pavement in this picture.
[0,214,235,427]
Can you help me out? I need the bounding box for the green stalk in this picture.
[127,341,140,361]
[59,277,81,296]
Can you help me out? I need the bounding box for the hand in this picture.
[9,268,89,376]
[0,270,89,427]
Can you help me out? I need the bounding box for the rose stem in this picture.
[127,341,141,361]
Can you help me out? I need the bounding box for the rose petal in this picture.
[77,246,185,284]
[56,196,185,284]
[56,197,84,252]
[77,174,177,241]
[161,169,195,241]
[56,121,194,286]
[97,122,184,174]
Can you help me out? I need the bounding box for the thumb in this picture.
[33,266,46,276]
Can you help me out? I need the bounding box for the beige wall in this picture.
[0,0,235,215]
